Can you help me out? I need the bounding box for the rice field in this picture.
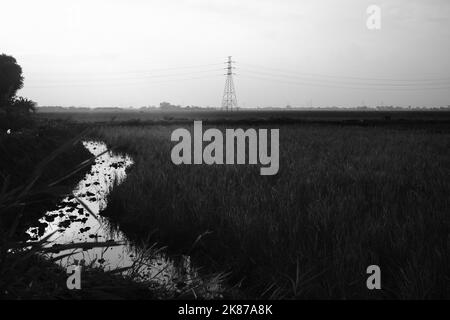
[92,122,450,299]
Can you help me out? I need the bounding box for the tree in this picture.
[0,54,24,108]
[159,101,181,110]
[0,54,36,129]
[10,97,36,114]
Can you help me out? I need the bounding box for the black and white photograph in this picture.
[0,0,449,311]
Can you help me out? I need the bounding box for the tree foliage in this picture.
[0,54,24,107]
[0,54,37,129]
[10,97,36,114]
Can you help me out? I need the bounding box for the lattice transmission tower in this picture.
[221,56,238,111]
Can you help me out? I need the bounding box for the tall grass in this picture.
[96,124,450,299]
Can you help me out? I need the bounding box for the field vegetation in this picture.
[94,122,450,299]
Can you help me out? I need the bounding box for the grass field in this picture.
[92,121,450,299]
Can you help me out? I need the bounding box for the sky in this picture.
[1,0,450,108]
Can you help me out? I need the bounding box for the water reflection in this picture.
[26,141,222,298]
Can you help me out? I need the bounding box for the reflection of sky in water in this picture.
[26,141,222,298]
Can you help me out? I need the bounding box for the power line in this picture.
[23,58,450,93]
[27,63,224,77]
[26,74,222,88]
[238,68,450,88]
[239,73,450,91]
[26,68,224,85]
[239,62,450,83]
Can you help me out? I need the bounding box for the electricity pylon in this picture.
[221,56,238,111]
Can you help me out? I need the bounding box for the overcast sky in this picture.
[1,0,449,108]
